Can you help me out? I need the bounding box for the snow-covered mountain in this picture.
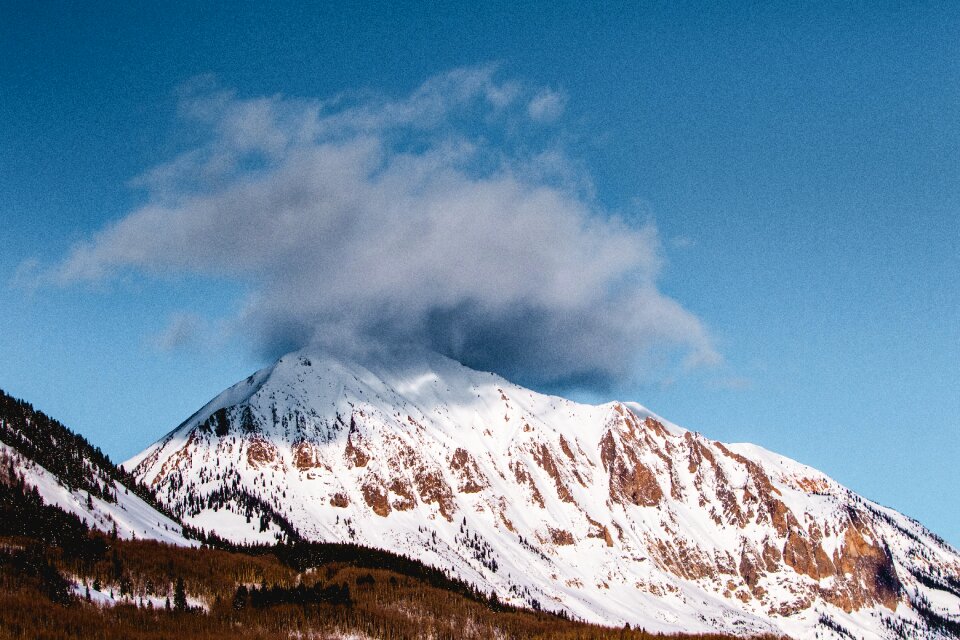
[0,389,193,545]
[127,347,960,638]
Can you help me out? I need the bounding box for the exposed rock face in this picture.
[127,348,960,639]
[361,479,390,517]
[292,441,318,470]
[549,527,575,545]
[449,448,488,494]
[413,468,456,521]
[389,481,416,511]
[343,424,369,468]
[608,454,663,507]
[245,437,278,468]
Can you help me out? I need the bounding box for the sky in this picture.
[1,2,958,545]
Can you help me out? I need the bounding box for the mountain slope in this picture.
[127,348,960,638]
[0,394,785,640]
[0,389,193,545]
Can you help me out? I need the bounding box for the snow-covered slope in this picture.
[0,389,195,546]
[128,347,960,638]
[0,442,192,545]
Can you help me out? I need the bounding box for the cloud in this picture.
[152,312,223,353]
[527,89,566,122]
[42,67,718,391]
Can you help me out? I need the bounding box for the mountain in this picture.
[126,347,960,638]
[0,386,770,640]
[0,388,192,545]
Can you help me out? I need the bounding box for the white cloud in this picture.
[42,67,717,390]
[527,89,566,122]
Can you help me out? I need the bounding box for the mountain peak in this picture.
[127,350,960,638]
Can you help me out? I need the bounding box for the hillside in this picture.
[127,346,960,638]
[0,385,788,640]
[0,529,785,640]
[0,389,191,545]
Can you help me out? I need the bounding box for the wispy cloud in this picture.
[36,66,718,390]
[527,88,566,122]
[151,311,225,353]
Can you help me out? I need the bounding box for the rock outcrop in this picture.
[127,348,960,639]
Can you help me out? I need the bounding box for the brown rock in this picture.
[344,423,369,468]
[586,515,615,547]
[246,438,277,468]
[739,549,760,588]
[532,444,575,503]
[608,454,663,507]
[549,528,574,545]
[762,541,782,571]
[361,480,390,517]
[510,460,545,508]
[389,478,416,511]
[292,441,319,471]
[643,416,671,439]
[650,538,714,580]
[413,469,456,521]
[449,448,489,494]
[599,431,618,471]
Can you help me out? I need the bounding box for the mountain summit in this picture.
[127,347,960,638]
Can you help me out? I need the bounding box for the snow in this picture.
[70,577,207,611]
[126,345,960,639]
[1,441,195,546]
[185,504,285,545]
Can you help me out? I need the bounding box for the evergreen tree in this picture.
[173,576,187,611]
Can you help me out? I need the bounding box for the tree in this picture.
[233,585,248,610]
[173,576,187,612]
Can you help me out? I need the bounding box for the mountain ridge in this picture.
[0,388,193,545]
[127,346,960,638]
[2,384,792,640]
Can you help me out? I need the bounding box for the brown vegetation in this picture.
[0,531,788,640]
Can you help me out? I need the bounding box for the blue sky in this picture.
[1,2,958,545]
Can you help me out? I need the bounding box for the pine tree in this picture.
[173,576,187,611]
